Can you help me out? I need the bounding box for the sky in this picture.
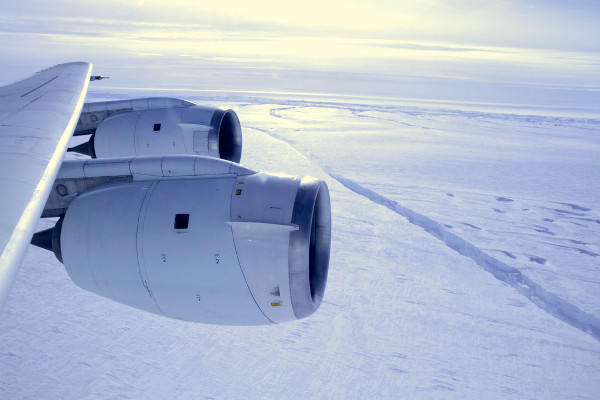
[2,0,599,50]
[0,0,599,110]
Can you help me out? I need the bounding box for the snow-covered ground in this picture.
[1,92,599,399]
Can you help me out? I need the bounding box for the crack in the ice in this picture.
[327,173,600,343]
[248,124,600,342]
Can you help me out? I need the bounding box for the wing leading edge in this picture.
[0,62,92,310]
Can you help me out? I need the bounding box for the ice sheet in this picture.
[1,95,599,399]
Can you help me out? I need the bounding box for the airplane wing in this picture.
[0,62,92,310]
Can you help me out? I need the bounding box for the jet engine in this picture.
[34,156,331,325]
[69,98,242,163]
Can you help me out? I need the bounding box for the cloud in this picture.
[0,0,599,52]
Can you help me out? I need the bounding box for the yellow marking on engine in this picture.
[235,189,242,195]
[271,302,282,306]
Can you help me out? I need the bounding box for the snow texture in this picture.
[1,93,600,399]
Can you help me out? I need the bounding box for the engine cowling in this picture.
[70,98,242,163]
[42,156,331,325]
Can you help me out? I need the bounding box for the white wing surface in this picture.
[0,62,92,310]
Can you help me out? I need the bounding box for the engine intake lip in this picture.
[289,177,331,319]
[209,109,242,163]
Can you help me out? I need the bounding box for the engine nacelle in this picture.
[71,98,242,163]
[42,156,331,325]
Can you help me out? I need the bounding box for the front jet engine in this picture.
[34,156,331,325]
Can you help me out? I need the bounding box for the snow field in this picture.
[1,96,599,399]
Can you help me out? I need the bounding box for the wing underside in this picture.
[0,62,92,309]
